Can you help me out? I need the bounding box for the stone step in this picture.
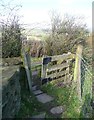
[33,90,43,96]
[32,85,37,91]
[36,93,54,104]
[32,113,46,119]
[50,106,64,115]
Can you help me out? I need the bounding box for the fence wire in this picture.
[80,56,92,118]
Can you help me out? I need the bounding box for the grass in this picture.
[16,63,80,118]
[41,65,92,118]
[41,80,81,118]
[15,65,45,118]
[15,64,55,118]
[16,85,45,118]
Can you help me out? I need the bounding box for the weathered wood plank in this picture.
[41,75,66,85]
[51,75,66,82]
[47,63,69,72]
[41,56,48,80]
[65,60,70,83]
[47,69,69,79]
[31,62,42,68]
[73,44,83,100]
[50,53,75,62]
[53,74,72,84]
[41,52,75,85]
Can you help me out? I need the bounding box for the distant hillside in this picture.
[22,28,51,41]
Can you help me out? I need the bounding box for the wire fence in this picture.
[80,56,92,118]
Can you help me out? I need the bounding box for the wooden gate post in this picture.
[41,55,47,83]
[74,43,83,100]
[22,48,32,93]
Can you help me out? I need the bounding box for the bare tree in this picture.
[0,0,22,26]
[46,12,89,55]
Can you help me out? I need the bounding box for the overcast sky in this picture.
[1,0,93,31]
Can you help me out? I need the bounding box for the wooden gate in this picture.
[41,52,75,85]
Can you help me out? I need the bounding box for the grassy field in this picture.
[22,28,49,41]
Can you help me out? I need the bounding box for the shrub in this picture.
[2,23,22,58]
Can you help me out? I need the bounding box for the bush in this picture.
[2,22,22,58]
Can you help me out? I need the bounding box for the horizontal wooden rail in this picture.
[53,74,72,84]
[47,69,69,79]
[41,52,76,85]
[31,61,42,67]
[47,63,69,72]
[49,53,75,62]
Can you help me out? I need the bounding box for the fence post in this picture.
[22,48,32,93]
[26,52,32,82]
[74,44,83,100]
[66,59,70,84]
[41,55,47,83]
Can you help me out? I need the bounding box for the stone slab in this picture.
[32,113,45,119]
[33,90,43,95]
[32,86,37,91]
[50,106,64,114]
[36,93,54,103]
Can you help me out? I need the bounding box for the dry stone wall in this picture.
[2,66,21,118]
